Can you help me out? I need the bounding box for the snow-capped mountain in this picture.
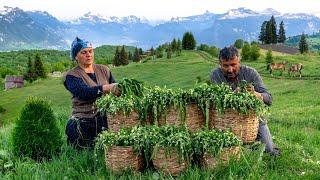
[0,6,67,50]
[1,6,320,51]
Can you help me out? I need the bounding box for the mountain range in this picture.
[1,6,320,51]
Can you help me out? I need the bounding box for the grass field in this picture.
[1,51,320,179]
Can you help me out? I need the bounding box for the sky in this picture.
[1,0,320,20]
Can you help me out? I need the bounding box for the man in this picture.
[210,45,280,156]
[64,37,120,149]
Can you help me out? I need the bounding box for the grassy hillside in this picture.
[1,50,320,178]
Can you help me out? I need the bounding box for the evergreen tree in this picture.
[171,38,177,53]
[259,21,268,44]
[12,97,63,160]
[234,39,244,49]
[128,51,133,61]
[250,44,260,61]
[177,39,182,56]
[241,43,251,61]
[24,56,35,83]
[299,33,309,54]
[34,54,46,78]
[182,32,196,50]
[138,48,143,56]
[113,47,121,66]
[150,46,155,59]
[269,16,277,44]
[119,45,129,65]
[133,47,140,62]
[156,46,164,58]
[265,49,273,70]
[278,21,286,43]
[166,46,172,59]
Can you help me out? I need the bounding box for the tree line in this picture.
[258,16,286,44]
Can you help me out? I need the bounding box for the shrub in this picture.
[241,43,251,61]
[0,105,5,113]
[11,97,62,160]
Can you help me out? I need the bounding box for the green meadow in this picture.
[1,51,320,179]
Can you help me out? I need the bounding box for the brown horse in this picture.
[269,61,287,76]
[288,63,303,78]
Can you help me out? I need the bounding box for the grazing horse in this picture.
[288,63,303,78]
[269,61,287,76]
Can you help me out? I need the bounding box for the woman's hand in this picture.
[102,83,121,96]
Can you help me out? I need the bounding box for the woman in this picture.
[64,37,120,149]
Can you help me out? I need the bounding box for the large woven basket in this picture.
[157,103,205,132]
[200,146,240,169]
[105,146,144,173]
[107,111,139,132]
[152,147,189,176]
[210,109,259,143]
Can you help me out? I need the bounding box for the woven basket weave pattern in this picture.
[200,146,240,169]
[152,148,188,176]
[105,146,144,173]
[157,103,205,132]
[107,111,139,132]
[211,109,259,143]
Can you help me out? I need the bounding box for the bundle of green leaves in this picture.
[96,94,146,121]
[192,129,241,156]
[153,126,193,161]
[144,87,195,124]
[216,87,267,115]
[192,83,267,116]
[117,78,145,97]
[95,128,133,151]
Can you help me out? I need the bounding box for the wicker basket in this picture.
[152,147,189,176]
[157,103,205,132]
[210,109,259,143]
[200,146,240,169]
[107,111,139,132]
[105,146,144,173]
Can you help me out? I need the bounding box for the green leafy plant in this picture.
[96,94,146,121]
[0,105,5,114]
[118,78,145,97]
[11,97,62,161]
[192,129,241,156]
[152,126,193,161]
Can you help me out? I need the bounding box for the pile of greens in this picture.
[192,129,241,156]
[117,78,145,97]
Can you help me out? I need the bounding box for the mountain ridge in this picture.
[1,6,320,51]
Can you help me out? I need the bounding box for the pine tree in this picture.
[177,39,182,56]
[241,43,251,61]
[133,47,140,62]
[299,33,309,54]
[150,46,155,59]
[24,56,35,83]
[156,46,164,58]
[265,49,273,70]
[128,51,133,61]
[166,46,172,59]
[259,21,268,44]
[171,38,177,53]
[278,21,286,43]
[138,48,143,56]
[119,45,129,65]
[113,47,121,66]
[34,54,46,78]
[269,16,277,44]
[182,32,196,50]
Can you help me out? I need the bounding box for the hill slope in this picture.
[0,51,320,178]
